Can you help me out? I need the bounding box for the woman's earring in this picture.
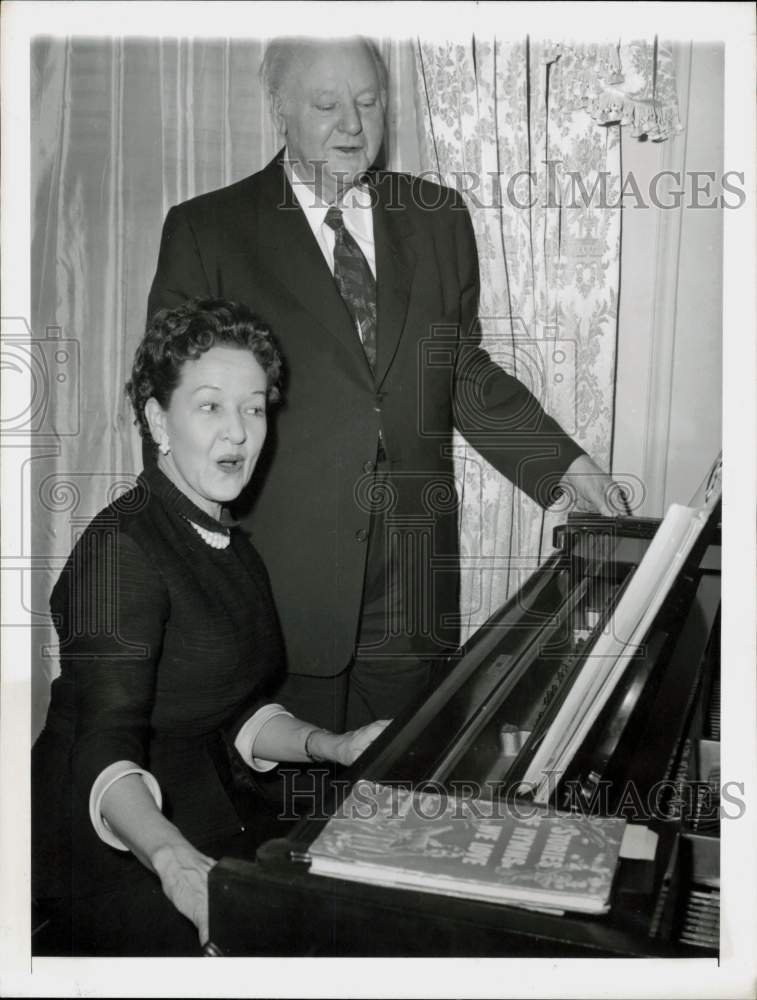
[159,440,171,456]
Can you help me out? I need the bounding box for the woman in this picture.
[32,298,388,956]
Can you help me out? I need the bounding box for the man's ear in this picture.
[269,92,287,136]
[144,397,167,449]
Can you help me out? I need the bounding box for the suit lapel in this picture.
[245,158,417,387]
[371,179,416,387]
[253,158,371,376]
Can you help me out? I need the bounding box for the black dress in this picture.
[32,463,292,955]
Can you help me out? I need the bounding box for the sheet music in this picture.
[520,470,722,803]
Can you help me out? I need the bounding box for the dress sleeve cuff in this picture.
[234,703,293,772]
[89,760,163,851]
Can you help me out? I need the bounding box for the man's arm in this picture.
[147,204,213,318]
[450,197,618,515]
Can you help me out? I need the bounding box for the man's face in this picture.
[275,40,386,203]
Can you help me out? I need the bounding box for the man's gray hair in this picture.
[260,36,389,101]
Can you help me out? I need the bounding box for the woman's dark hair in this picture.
[126,298,282,446]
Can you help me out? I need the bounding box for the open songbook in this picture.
[518,454,722,804]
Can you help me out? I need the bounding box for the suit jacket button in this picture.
[356,528,369,542]
[363,460,375,474]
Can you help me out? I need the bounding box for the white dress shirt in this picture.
[283,155,377,280]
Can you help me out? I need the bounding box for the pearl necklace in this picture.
[186,519,230,550]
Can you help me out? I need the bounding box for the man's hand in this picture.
[560,454,630,517]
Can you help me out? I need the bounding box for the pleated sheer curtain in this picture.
[30,36,679,734]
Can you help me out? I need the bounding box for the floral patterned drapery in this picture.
[414,38,681,639]
[541,40,683,140]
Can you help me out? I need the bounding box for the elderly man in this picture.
[147,36,615,734]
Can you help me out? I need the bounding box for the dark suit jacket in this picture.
[147,154,584,676]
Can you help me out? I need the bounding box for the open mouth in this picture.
[217,456,244,472]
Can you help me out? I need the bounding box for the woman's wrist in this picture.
[148,828,190,878]
[304,727,332,763]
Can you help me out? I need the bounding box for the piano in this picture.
[207,503,722,957]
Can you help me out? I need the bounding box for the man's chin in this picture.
[325,160,369,193]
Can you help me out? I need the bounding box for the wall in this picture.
[613,43,724,513]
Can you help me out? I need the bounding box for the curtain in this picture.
[414,38,681,639]
[29,35,679,734]
[31,38,259,732]
[28,36,417,736]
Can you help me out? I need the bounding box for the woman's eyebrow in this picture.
[191,385,267,395]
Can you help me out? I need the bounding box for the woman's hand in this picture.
[99,772,218,944]
[151,841,216,945]
[314,719,392,767]
[249,714,393,769]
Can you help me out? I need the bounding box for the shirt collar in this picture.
[283,153,373,231]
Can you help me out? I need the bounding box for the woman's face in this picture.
[146,345,269,519]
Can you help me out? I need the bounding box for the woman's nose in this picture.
[224,412,247,443]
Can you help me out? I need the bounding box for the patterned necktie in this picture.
[324,206,377,371]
